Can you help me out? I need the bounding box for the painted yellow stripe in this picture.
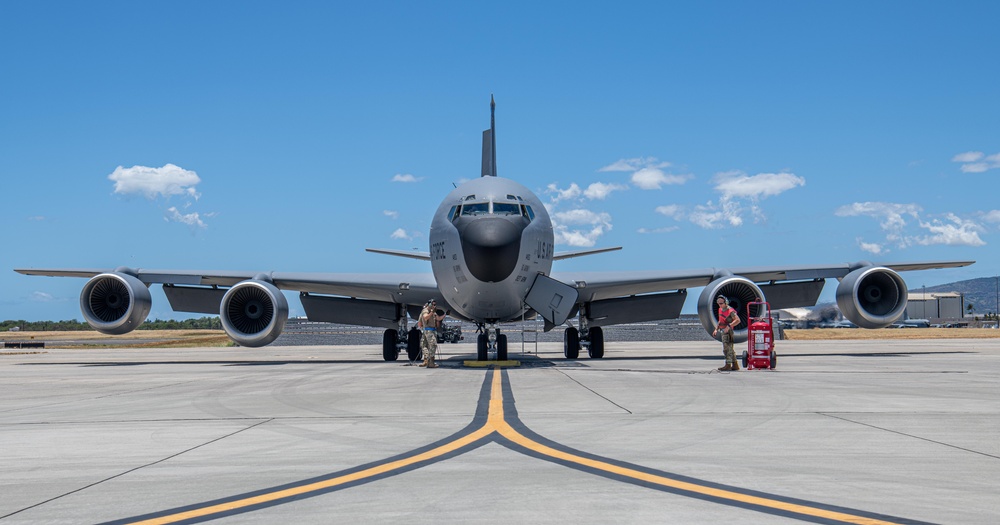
[487,371,903,525]
[129,424,494,525]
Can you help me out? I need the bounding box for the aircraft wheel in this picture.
[564,327,579,359]
[497,334,508,361]
[587,327,604,358]
[382,329,399,361]
[407,328,422,361]
[741,350,748,369]
[770,350,777,369]
[477,334,488,361]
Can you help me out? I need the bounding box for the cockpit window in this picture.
[457,201,533,219]
[492,203,521,216]
[447,206,458,221]
[461,202,490,216]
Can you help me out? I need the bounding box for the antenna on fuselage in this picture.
[481,94,497,177]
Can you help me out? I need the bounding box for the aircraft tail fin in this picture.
[481,95,497,177]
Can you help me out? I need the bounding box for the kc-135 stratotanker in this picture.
[15,97,974,361]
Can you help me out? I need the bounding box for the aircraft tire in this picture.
[383,329,399,361]
[564,327,579,359]
[407,328,422,361]
[497,334,508,361]
[587,327,604,358]
[477,334,488,361]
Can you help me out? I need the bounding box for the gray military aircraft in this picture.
[15,97,974,361]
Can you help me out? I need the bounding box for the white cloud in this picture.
[599,157,671,172]
[30,291,56,302]
[681,171,803,230]
[857,239,885,255]
[548,182,628,202]
[553,209,610,225]
[598,157,690,191]
[654,205,685,220]
[713,171,805,199]
[545,183,582,202]
[165,207,207,229]
[637,226,679,234]
[392,173,423,183]
[951,151,984,163]
[108,164,215,228]
[109,164,201,200]
[837,202,989,250]
[551,209,613,247]
[383,210,400,219]
[390,228,421,241]
[631,168,691,190]
[983,210,1000,223]
[688,200,744,229]
[835,201,922,247]
[583,182,627,200]
[914,214,986,247]
[952,151,1000,173]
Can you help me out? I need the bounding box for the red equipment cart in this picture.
[743,301,776,370]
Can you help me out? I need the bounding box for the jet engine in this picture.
[836,265,907,329]
[697,275,764,343]
[220,280,289,347]
[80,272,152,335]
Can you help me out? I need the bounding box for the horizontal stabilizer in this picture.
[365,248,431,261]
[552,247,622,261]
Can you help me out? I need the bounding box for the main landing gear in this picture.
[382,313,422,362]
[563,325,604,359]
[475,324,508,361]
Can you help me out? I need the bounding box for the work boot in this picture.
[419,358,427,367]
[731,360,740,371]
[717,364,732,371]
[427,357,438,369]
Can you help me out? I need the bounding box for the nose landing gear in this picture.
[476,324,508,361]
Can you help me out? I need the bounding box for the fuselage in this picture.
[429,176,553,322]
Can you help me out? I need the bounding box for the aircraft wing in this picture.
[14,267,442,305]
[551,260,975,304]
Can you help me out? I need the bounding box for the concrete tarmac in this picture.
[1,339,997,524]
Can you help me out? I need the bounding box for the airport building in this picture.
[905,292,964,320]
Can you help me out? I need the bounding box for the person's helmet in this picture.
[716,295,727,302]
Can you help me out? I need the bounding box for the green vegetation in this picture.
[1,317,222,331]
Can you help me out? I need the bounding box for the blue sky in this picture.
[2,1,998,321]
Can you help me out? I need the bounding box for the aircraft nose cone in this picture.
[460,217,525,283]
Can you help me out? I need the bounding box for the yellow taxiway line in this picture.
[117,369,923,525]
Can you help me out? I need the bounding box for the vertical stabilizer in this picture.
[481,95,497,177]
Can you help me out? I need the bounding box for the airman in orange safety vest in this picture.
[712,295,741,372]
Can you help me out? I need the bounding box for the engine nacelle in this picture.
[80,272,152,335]
[836,266,907,329]
[220,280,288,347]
[698,275,765,343]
